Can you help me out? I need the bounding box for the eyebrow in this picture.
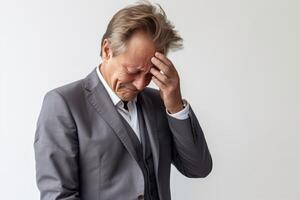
[125,64,153,74]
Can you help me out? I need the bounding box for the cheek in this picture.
[116,72,135,86]
[122,73,134,81]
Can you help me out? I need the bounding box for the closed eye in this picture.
[125,65,152,75]
[127,71,141,75]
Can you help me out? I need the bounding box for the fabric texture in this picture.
[34,67,213,200]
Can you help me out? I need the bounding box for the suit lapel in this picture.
[83,68,140,164]
[138,92,160,177]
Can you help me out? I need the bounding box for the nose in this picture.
[132,75,149,91]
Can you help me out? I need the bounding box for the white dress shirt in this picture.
[96,66,190,142]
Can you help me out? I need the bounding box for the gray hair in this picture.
[100,1,183,57]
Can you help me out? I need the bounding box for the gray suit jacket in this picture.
[34,67,212,200]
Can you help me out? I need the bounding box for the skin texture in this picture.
[100,30,183,113]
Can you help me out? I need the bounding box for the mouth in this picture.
[125,88,139,93]
[119,85,138,92]
[118,87,139,101]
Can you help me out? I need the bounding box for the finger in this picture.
[150,67,169,84]
[155,52,173,67]
[151,76,166,90]
[151,57,170,75]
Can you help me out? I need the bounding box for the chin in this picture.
[119,92,137,101]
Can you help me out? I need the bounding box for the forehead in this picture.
[120,31,156,69]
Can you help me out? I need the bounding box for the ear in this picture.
[101,39,112,62]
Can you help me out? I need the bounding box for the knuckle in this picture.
[162,76,168,82]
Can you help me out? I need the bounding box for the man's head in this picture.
[100,1,183,101]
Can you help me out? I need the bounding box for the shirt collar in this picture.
[96,65,137,106]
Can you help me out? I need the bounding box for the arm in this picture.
[34,90,80,200]
[150,52,212,178]
[167,107,213,178]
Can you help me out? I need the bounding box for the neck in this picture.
[99,63,111,88]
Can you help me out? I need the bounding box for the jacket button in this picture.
[138,195,144,200]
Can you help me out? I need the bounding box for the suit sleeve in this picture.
[168,107,213,178]
[34,90,80,200]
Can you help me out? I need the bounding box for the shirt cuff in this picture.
[166,99,190,120]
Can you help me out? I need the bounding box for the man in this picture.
[34,2,212,200]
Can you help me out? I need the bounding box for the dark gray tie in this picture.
[122,101,128,111]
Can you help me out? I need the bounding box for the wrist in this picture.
[167,100,184,114]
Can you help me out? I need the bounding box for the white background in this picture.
[0,0,299,199]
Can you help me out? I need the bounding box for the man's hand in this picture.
[150,52,183,114]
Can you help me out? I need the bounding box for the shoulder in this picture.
[52,78,84,98]
[44,67,97,101]
[43,77,86,105]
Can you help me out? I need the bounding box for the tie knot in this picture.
[122,100,128,111]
